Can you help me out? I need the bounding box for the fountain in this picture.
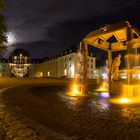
[66,82,87,97]
[114,47,140,104]
[67,21,140,102]
[110,42,140,104]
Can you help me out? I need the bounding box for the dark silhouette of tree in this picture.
[0,0,5,10]
[0,0,7,56]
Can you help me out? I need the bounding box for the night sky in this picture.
[3,0,140,59]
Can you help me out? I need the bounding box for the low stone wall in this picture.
[110,82,123,95]
[110,82,140,97]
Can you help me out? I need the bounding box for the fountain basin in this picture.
[111,83,140,98]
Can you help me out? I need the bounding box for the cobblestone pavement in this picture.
[2,84,140,140]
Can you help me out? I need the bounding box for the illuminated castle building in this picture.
[9,49,31,77]
[0,49,31,78]
[0,46,96,79]
[29,45,96,79]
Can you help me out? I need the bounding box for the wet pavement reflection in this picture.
[59,91,110,113]
[5,85,140,140]
[59,90,140,117]
[57,89,140,139]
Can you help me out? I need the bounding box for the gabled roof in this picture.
[10,48,29,57]
[84,21,140,51]
[43,45,95,62]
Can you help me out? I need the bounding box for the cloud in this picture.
[3,0,140,58]
[8,41,68,59]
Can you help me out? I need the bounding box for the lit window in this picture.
[48,71,50,77]
[65,51,67,55]
[20,53,22,57]
[64,69,67,76]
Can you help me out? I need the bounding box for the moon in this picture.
[6,32,16,45]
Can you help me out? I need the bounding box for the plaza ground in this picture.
[0,78,140,139]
